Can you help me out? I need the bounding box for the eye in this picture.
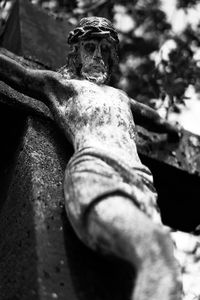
[84,42,96,53]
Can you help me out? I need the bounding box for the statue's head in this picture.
[64,17,119,84]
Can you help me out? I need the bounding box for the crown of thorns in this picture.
[67,18,119,45]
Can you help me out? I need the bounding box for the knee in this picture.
[85,195,163,260]
[85,195,137,256]
[84,195,179,275]
[86,195,137,234]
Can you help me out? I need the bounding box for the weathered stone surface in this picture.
[0,47,52,121]
[136,126,200,231]
[0,0,74,69]
[0,115,133,300]
[0,104,26,211]
[0,48,200,233]
[1,92,199,299]
[137,126,200,176]
[0,80,51,120]
[1,55,200,298]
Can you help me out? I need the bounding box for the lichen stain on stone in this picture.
[31,150,43,162]
[136,124,200,176]
[34,200,47,229]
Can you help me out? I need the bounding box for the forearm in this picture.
[130,99,181,140]
[0,49,58,106]
[0,51,27,89]
[1,53,44,100]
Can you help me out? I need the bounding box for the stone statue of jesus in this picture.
[0,17,182,300]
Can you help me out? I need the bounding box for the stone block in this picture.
[137,126,200,231]
[0,0,74,69]
[0,115,133,300]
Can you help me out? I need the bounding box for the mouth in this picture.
[87,62,107,72]
[81,65,108,84]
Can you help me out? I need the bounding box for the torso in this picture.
[53,78,142,166]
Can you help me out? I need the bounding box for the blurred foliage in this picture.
[1,0,200,117]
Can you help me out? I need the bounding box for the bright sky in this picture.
[168,86,200,136]
[161,0,200,33]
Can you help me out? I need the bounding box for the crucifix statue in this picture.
[0,17,182,300]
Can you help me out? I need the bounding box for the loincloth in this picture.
[64,147,161,241]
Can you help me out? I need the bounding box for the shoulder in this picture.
[26,69,61,85]
[111,86,131,104]
[41,70,74,90]
[104,85,129,97]
[43,70,63,82]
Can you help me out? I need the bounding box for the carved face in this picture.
[79,39,111,84]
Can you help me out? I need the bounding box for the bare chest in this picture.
[63,81,134,130]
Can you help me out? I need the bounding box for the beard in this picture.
[81,61,109,84]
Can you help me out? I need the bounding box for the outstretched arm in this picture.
[0,49,60,104]
[130,98,182,141]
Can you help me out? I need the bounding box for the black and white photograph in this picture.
[0,1,200,299]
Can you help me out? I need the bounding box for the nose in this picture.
[93,44,102,59]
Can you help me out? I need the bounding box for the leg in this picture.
[85,196,182,300]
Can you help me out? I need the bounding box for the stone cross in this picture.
[0,15,184,300]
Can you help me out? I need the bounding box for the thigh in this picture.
[63,162,120,242]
